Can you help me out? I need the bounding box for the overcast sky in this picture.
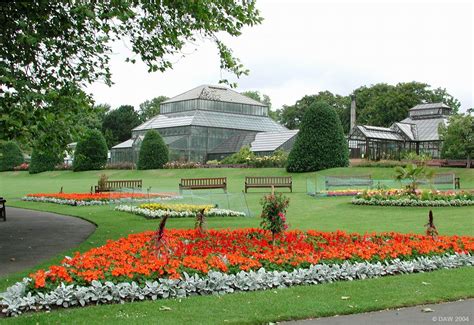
[87,0,473,112]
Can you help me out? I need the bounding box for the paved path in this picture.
[0,207,96,277]
[283,299,474,324]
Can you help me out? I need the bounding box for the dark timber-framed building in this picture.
[110,85,298,163]
[348,103,452,160]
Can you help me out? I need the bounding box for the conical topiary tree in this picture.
[137,130,169,170]
[0,141,24,171]
[286,101,349,172]
[73,129,108,171]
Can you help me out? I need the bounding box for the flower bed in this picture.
[1,229,473,316]
[352,189,474,207]
[326,189,364,197]
[115,203,246,218]
[23,192,179,206]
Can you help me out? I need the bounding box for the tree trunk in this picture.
[467,154,471,169]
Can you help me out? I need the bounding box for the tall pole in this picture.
[350,94,356,131]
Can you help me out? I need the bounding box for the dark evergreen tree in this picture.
[137,130,169,170]
[286,101,349,172]
[0,141,24,171]
[73,130,108,171]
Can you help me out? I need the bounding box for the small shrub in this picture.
[260,193,290,244]
[55,163,72,170]
[137,130,169,170]
[221,146,255,164]
[98,174,108,190]
[0,141,24,171]
[73,130,108,171]
[29,148,62,174]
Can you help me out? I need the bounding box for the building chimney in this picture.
[350,94,356,131]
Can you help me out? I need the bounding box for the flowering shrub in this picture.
[25,229,474,290]
[115,205,246,218]
[23,192,177,206]
[352,189,474,207]
[105,162,136,169]
[163,161,203,169]
[13,163,29,171]
[260,194,290,242]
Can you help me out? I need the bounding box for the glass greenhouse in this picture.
[110,85,295,163]
[348,103,451,160]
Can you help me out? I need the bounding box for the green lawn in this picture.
[0,167,473,324]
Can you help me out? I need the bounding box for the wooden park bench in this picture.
[244,176,292,193]
[324,175,373,191]
[179,177,227,193]
[93,179,143,193]
[0,197,6,222]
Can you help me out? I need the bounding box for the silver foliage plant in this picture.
[1,253,473,316]
[351,198,474,207]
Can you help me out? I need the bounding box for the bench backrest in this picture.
[432,173,455,185]
[325,175,372,187]
[180,177,227,188]
[245,176,292,185]
[100,180,142,189]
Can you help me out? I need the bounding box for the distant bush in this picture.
[73,130,108,171]
[137,130,169,170]
[29,148,61,174]
[354,160,405,168]
[0,141,24,171]
[105,162,136,170]
[287,101,349,172]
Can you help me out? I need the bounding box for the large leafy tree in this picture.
[102,105,141,148]
[278,91,350,132]
[73,129,108,171]
[286,101,349,172]
[0,1,262,148]
[354,82,461,127]
[139,96,169,122]
[439,114,474,168]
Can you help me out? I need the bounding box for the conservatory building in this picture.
[110,85,296,163]
[348,103,451,160]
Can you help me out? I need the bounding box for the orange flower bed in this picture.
[23,192,178,205]
[29,229,474,289]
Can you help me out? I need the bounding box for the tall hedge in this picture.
[286,101,349,172]
[0,141,24,171]
[73,129,108,171]
[137,130,169,170]
[29,148,61,174]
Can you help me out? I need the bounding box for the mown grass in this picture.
[0,167,473,323]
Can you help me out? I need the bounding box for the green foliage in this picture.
[0,141,24,171]
[102,105,141,148]
[137,130,169,170]
[1,1,261,150]
[439,114,474,163]
[354,82,460,127]
[287,101,349,172]
[221,146,256,164]
[278,91,350,133]
[73,130,108,172]
[393,164,435,193]
[277,82,460,133]
[139,96,169,122]
[260,193,290,244]
[29,148,61,174]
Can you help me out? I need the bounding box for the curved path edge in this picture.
[0,207,96,277]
